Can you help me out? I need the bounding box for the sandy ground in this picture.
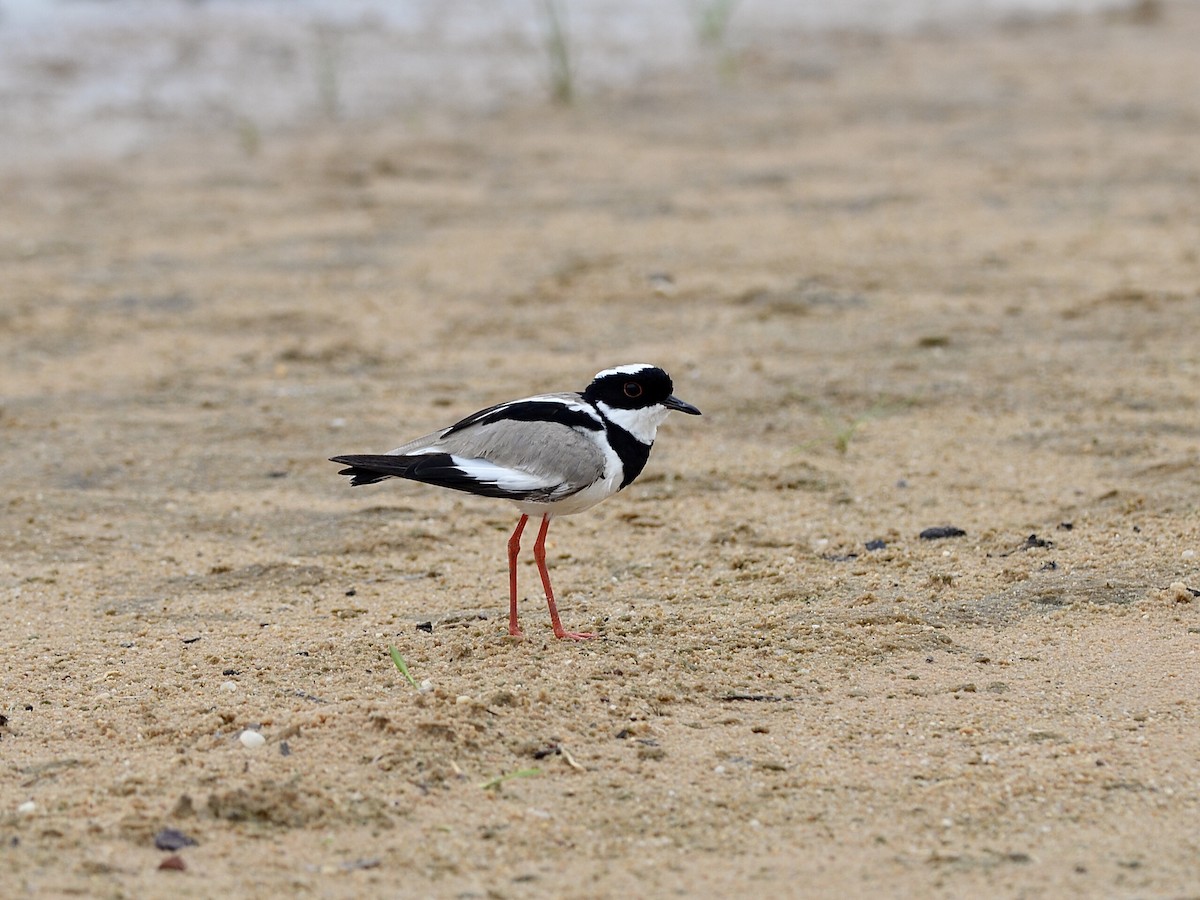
[3,4,1200,898]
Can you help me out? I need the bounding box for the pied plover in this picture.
[331,364,701,640]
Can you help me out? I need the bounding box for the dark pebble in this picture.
[919,526,966,540]
[154,828,198,852]
[1057,522,1074,531]
[722,693,787,702]
[1021,534,1053,550]
[158,855,187,871]
[416,621,433,634]
[865,539,887,551]
[341,858,381,872]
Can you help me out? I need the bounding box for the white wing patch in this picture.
[519,394,592,406]
[448,455,563,495]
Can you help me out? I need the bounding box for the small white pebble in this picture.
[17,801,36,816]
[1183,549,1196,559]
[418,679,434,693]
[220,681,238,693]
[455,695,472,705]
[329,417,347,429]
[1167,581,1200,604]
[239,730,266,749]
[713,765,726,775]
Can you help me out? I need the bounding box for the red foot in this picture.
[554,629,595,641]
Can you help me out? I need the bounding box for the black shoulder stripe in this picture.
[442,400,511,435]
[443,400,603,437]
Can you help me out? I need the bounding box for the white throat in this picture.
[595,401,672,445]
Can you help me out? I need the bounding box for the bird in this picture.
[330,364,701,640]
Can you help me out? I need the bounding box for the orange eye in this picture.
[623,382,643,398]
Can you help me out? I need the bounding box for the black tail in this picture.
[329,454,417,487]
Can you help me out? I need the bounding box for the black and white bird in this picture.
[330,364,701,640]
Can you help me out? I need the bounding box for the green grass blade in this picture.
[388,645,420,689]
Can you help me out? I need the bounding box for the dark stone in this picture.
[154,828,198,852]
[919,526,966,540]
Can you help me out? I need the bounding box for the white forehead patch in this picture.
[593,363,655,380]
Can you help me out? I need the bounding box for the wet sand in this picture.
[3,4,1199,897]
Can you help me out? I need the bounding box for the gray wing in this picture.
[382,392,608,498]
[401,419,606,497]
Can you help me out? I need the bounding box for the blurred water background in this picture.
[0,0,1134,162]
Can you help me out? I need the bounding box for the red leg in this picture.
[507,515,528,637]
[533,514,594,640]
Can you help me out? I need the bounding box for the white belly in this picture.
[511,463,624,517]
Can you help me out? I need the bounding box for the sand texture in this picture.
[2,5,1199,897]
